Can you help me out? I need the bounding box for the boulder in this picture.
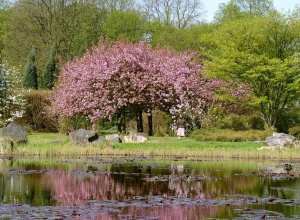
[91,136,106,146]
[0,137,13,154]
[258,132,297,150]
[266,132,296,147]
[105,134,122,143]
[123,133,147,143]
[0,122,27,144]
[69,129,98,145]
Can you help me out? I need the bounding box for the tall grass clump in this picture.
[190,129,272,142]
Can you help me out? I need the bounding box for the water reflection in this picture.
[0,157,300,219]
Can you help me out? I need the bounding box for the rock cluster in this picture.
[69,129,148,146]
[258,132,299,150]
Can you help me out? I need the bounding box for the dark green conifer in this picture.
[23,49,38,90]
[43,45,58,89]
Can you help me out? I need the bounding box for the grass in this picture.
[8,132,300,160]
[190,129,273,142]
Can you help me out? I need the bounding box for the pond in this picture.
[0,156,300,219]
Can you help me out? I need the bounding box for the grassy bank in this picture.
[7,133,299,160]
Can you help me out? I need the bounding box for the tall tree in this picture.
[23,49,38,90]
[0,0,12,59]
[140,0,204,29]
[102,0,134,11]
[4,0,108,72]
[214,0,275,23]
[205,13,300,128]
[43,45,59,89]
[103,10,145,41]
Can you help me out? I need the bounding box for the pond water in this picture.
[0,156,300,219]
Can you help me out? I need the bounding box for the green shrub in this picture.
[190,128,272,142]
[289,126,300,139]
[138,110,172,136]
[58,116,92,134]
[214,114,264,131]
[14,90,58,132]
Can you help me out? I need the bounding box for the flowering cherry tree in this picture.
[0,61,26,126]
[49,40,227,134]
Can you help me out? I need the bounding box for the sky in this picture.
[201,0,299,21]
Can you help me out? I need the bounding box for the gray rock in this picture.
[123,133,147,143]
[111,137,122,143]
[91,136,106,146]
[257,146,287,150]
[69,129,98,145]
[0,122,27,144]
[258,132,298,150]
[0,138,13,154]
[266,132,296,147]
[105,134,122,143]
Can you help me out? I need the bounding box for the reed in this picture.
[10,133,300,160]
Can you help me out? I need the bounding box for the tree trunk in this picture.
[147,110,153,136]
[136,109,143,133]
[117,107,126,134]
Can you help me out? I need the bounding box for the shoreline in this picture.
[3,133,298,160]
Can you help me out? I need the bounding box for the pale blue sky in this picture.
[202,0,299,21]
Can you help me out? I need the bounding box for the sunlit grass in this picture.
[9,133,300,160]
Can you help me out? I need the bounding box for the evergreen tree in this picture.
[23,49,38,90]
[43,45,58,89]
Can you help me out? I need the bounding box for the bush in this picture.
[214,114,264,131]
[127,110,172,136]
[142,110,173,136]
[58,116,92,134]
[14,90,58,132]
[190,128,272,142]
[289,126,300,139]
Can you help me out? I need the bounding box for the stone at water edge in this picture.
[258,132,297,150]
[69,129,98,145]
[265,132,296,147]
[0,137,13,154]
[0,122,27,144]
[123,133,147,143]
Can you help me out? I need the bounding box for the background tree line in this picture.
[0,0,299,135]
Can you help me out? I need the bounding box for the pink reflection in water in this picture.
[45,172,236,219]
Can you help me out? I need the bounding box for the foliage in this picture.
[205,13,300,128]
[42,45,59,89]
[14,90,58,132]
[58,116,92,135]
[4,0,109,72]
[289,126,300,139]
[103,10,145,41]
[214,0,275,23]
[0,1,11,57]
[149,22,218,51]
[215,114,265,131]
[23,49,38,90]
[0,60,26,126]
[190,128,272,142]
